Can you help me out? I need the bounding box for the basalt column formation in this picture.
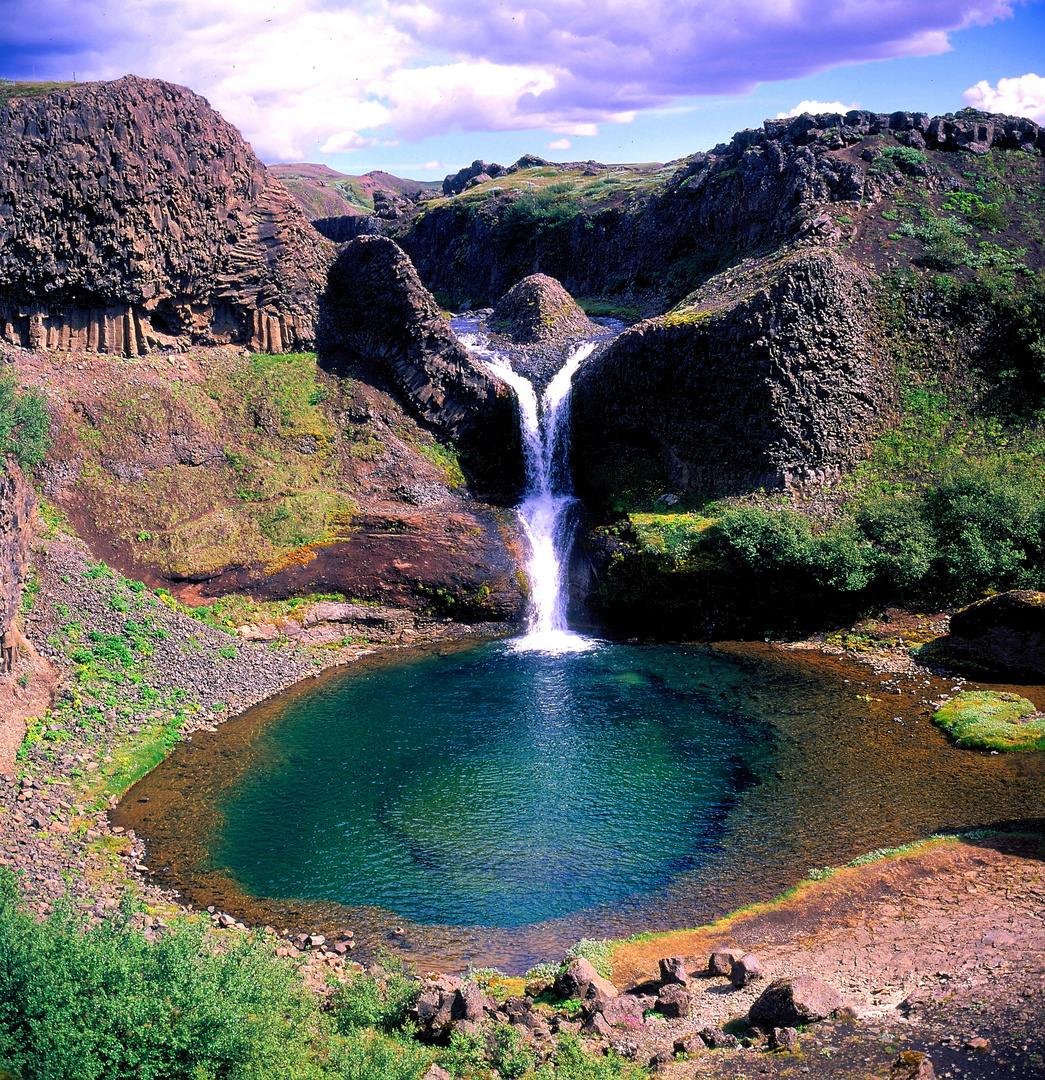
[0,76,332,354]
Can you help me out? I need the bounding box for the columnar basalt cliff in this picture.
[0,459,37,672]
[0,76,332,354]
[572,250,888,493]
[318,234,523,499]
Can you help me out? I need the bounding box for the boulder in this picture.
[554,957,618,1002]
[946,591,1045,678]
[598,994,647,1026]
[572,250,889,495]
[655,984,691,1019]
[890,1050,936,1079]
[699,1028,739,1050]
[729,953,763,988]
[749,976,842,1029]
[708,948,744,976]
[489,274,599,344]
[768,1026,799,1052]
[658,956,690,985]
[443,159,507,196]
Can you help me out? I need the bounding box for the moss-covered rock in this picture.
[933,690,1045,752]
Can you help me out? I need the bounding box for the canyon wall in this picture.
[0,459,37,673]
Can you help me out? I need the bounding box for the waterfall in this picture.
[454,320,595,653]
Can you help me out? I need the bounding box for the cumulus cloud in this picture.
[546,138,572,150]
[777,99,860,118]
[963,72,1045,122]
[0,0,1026,160]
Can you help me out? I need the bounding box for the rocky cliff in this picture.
[318,234,523,499]
[572,250,888,494]
[0,76,332,354]
[399,108,1045,307]
[0,459,38,673]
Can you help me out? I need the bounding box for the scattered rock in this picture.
[768,1026,799,1052]
[708,948,744,976]
[658,956,689,985]
[555,958,618,1002]
[699,1027,739,1050]
[890,1050,936,1079]
[730,953,763,988]
[749,975,842,1028]
[655,983,691,1019]
[598,994,647,1027]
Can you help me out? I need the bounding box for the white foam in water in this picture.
[456,321,596,654]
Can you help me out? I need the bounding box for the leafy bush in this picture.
[331,1030,431,1080]
[0,871,320,1080]
[707,506,811,571]
[875,145,927,175]
[0,374,50,467]
[333,956,419,1033]
[920,466,1044,598]
[856,498,936,592]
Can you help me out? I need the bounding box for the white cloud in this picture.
[963,73,1045,123]
[777,99,859,118]
[546,138,572,150]
[0,0,1026,161]
[424,160,442,170]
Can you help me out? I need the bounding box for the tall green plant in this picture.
[0,374,50,466]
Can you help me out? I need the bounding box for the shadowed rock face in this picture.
[0,76,332,354]
[489,274,599,344]
[572,249,889,494]
[947,591,1045,678]
[318,234,523,500]
[0,460,37,672]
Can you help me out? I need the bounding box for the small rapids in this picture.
[454,319,601,653]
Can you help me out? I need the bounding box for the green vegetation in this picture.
[0,873,323,1080]
[934,690,1045,751]
[870,145,927,175]
[0,78,76,106]
[0,874,649,1080]
[0,374,51,467]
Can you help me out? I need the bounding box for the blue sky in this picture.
[1,0,1043,179]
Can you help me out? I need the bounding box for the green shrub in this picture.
[856,497,936,592]
[490,1022,536,1079]
[562,939,615,979]
[0,374,50,467]
[333,957,419,1033]
[0,871,320,1080]
[707,506,812,571]
[920,466,1044,598]
[331,1030,431,1080]
[875,145,927,175]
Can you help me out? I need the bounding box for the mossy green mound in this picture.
[933,690,1045,752]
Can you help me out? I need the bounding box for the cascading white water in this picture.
[455,321,595,653]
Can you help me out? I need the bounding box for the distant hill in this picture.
[269,163,439,221]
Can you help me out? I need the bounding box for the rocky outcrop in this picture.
[317,234,522,499]
[0,76,332,354]
[489,274,598,344]
[946,591,1045,678]
[572,249,888,493]
[402,108,1045,308]
[443,159,508,195]
[0,459,37,672]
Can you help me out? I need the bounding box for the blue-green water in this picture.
[210,641,764,927]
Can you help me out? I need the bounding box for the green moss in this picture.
[934,690,1045,751]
